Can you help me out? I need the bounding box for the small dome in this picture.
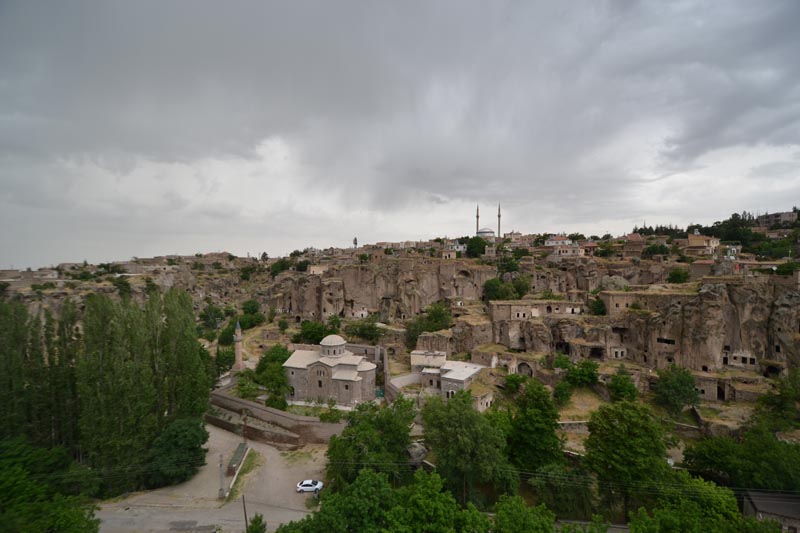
[477,228,495,236]
[320,334,346,347]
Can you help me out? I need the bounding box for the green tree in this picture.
[642,243,670,258]
[292,320,329,344]
[199,302,224,329]
[326,314,341,333]
[684,424,800,491]
[242,299,260,315]
[585,401,669,518]
[0,439,100,532]
[405,302,452,348]
[421,391,518,503]
[278,318,289,334]
[508,380,563,471]
[148,418,209,487]
[512,247,531,260]
[246,514,267,533]
[564,360,599,387]
[653,365,698,416]
[326,397,415,489]
[497,256,520,274]
[316,468,395,533]
[482,278,520,300]
[254,344,292,409]
[667,268,689,283]
[512,275,532,298]
[466,236,488,258]
[552,381,572,407]
[588,298,606,316]
[386,470,459,533]
[608,365,637,402]
[628,470,780,533]
[504,373,527,395]
[216,347,235,375]
[494,495,555,533]
[111,277,131,298]
[344,315,384,344]
[528,463,594,520]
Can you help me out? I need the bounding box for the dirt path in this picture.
[97,424,326,532]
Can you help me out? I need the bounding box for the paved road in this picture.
[97,425,327,533]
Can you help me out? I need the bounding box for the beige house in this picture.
[283,335,377,406]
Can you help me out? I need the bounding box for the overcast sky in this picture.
[1,1,799,269]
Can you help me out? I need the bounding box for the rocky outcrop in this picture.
[260,259,496,323]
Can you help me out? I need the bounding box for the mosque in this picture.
[475,204,501,242]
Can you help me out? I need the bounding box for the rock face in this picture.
[261,259,496,323]
[488,276,799,378]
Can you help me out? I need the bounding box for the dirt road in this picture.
[97,424,327,533]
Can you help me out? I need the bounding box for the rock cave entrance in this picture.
[717,385,726,401]
[517,362,533,376]
[555,341,570,355]
[763,365,781,379]
[589,347,604,359]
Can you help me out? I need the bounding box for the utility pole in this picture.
[242,494,249,527]
[218,453,224,499]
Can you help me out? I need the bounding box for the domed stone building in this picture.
[283,334,377,406]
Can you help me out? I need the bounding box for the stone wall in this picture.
[210,386,345,444]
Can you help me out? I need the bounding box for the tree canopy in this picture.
[422,391,518,503]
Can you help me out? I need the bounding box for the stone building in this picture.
[283,334,376,406]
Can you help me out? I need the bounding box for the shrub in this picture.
[553,382,573,408]
[608,365,637,402]
[242,299,260,315]
[667,268,690,283]
[564,360,599,388]
[148,418,209,488]
[588,298,606,315]
[654,364,699,415]
[553,354,571,370]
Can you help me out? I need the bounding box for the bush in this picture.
[405,302,452,348]
[553,381,573,407]
[148,418,209,488]
[608,365,637,402]
[564,360,599,388]
[242,299,260,315]
[588,298,606,316]
[654,364,699,415]
[238,313,266,330]
[216,347,235,375]
[278,319,288,333]
[505,373,527,395]
[552,354,571,370]
[344,316,384,343]
[667,268,689,283]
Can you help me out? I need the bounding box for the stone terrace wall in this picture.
[211,385,346,444]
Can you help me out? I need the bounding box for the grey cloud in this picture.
[1,0,799,267]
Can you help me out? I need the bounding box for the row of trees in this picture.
[0,289,213,500]
[306,376,783,531]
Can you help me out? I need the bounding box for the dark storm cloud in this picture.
[1,0,799,267]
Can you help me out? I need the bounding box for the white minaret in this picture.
[497,203,501,240]
[232,320,244,371]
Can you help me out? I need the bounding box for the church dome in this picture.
[320,334,347,357]
[320,334,346,347]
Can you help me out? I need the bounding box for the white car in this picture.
[296,479,324,493]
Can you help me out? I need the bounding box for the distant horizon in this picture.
[4,205,794,271]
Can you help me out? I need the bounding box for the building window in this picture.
[344,384,349,391]
[318,380,322,388]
